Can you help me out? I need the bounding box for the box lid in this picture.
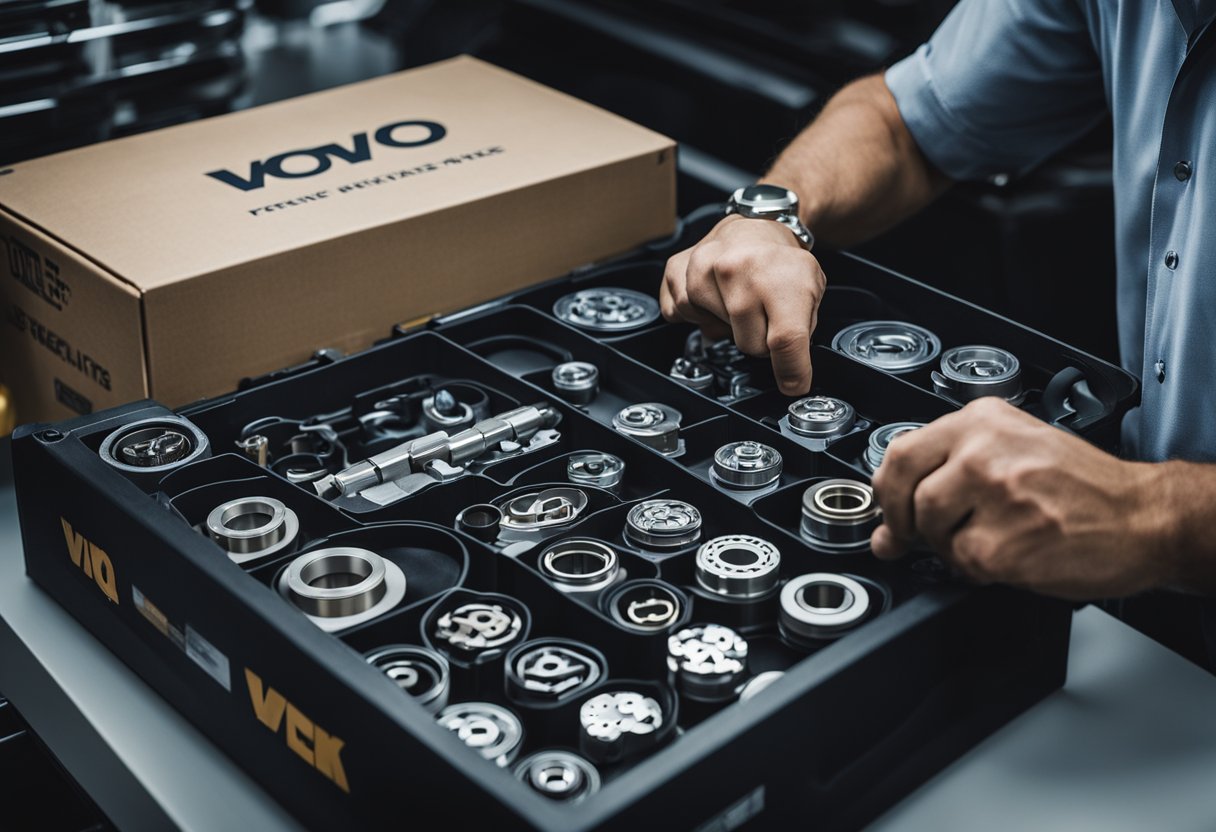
[0,56,674,293]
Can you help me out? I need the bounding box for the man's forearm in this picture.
[1153,461,1216,594]
[762,74,951,248]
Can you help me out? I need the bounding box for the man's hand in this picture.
[870,397,1179,601]
[659,215,826,396]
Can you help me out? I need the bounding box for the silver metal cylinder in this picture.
[932,345,1023,402]
[710,441,783,489]
[277,546,407,633]
[694,535,781,599]
[863,422,924,473]
[785,396,856,442]
[205,496,299,563]
[832,320,942,373]
[552,361,600,405]
[624,499,702,550]
[800,479,882,551]
[612,403,682,455]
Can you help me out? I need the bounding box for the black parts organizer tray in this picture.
[11,245,1138,831]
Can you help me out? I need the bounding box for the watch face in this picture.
[734,184,797,215]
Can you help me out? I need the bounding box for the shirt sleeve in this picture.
[884,0,1106,181]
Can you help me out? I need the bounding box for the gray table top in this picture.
[2,436,1215,831]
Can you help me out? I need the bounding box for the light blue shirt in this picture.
[885,0,1216,462]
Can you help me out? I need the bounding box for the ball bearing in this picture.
[695,535,781,599]
[99,416,210,474]
[779,573,872,645]
[832,320,942,374]
[552,361,600,405]
[800,479,882,552]
[277,547,406,633]
[624,499,703,550]
[205,496,299,564]
[612,403,682,455]
[515,750,601,802]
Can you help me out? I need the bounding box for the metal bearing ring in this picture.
[553,287,661,333]
[364,645,450,714]
[780,573,872,644]
[578,690,665,764]
[566,452,625,491]
[612,403,682,455]
[606,580,686,632]
[932,345,1023,402]
[832,321,942,373]
[539,538,620,592]
[99,416,210,474]
[515,750,601,802]
[277,547,407,633]
[863,422,924,473]
[669,357,714,392]
[205,496,299,564]
[667,623,749,703]
[437,702,524,768]
[695,535,781,599]
[800,479,882,551]
[434,601,525,656]
[552,361,601,405]
[710,441,783,490]
[784,396,857,446]
[624,499,702,550]
[507,639,604,702]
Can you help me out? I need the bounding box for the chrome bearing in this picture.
[434,602,525,656]
[579,691,665,764]
[612,403,682,455]
[667,624,749,703]
[669,357,714,392]
[832,321,942,374]
[606,580,685,632]
[497,487,589,539]
[780,573,872,644]
[566,452,625,491]
[863,422,924,473]
[539,538,620,592]
[554,287,660,333]
[552,361,600,405]
[624,499,702,550]
[99,416,210,474]
[738,670,784,703]
[784,396,856,448]
[277,547,406,633]
[364,645,450,714]
[800,479,882,551]
[710,441,783,490]
[932,345,1023,402]
[437,702,524,767]
[515,750,601,802]
[695,535,781,599]
[507,639,604,701]
[205,496,299,564]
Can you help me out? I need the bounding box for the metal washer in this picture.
[277,546,407,633]
[553,287,661,333]
[205,496,299,564]
[539,538,621,592]
[780,573,871,643]
[800,479,883,552]
[832,320,942,373]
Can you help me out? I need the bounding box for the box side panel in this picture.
[0,209,147,425]
[144,148,676,408]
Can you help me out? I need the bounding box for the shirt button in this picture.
[1155,360,1166,383]
[1174,161,1193,181]
[1165,250,1179,269]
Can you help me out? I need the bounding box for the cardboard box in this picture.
[0,56,676,425]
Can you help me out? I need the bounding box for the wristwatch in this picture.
[725,184,815,252]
